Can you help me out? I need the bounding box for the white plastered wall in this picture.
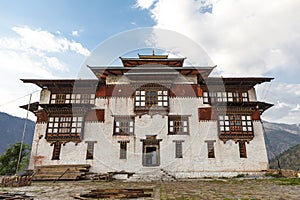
[29,94,269,177]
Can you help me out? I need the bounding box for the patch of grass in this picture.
[275,178,300,186]
[264,173,283,178]
[234,174,245,178]
[219,176,229,179]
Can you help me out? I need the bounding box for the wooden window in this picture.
[203,91,248,104]
[205,140,216,158]
[168,116,189,135]
[119,141,129,159]
[241,92,248,102]
[203,92,209,103]
[86,141,96,160]
[218,114,253,134]
[113,116,134,135]
[46,116,83,142]
[50,93,95,104]
[173,140,183,158]
[47,116,83,135]
[51,142,61,160]
[52,94,66,104]
[239,141,247,158]
[134,88,168,109]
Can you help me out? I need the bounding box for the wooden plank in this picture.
[33,164,90,181]
[80,188,153,198]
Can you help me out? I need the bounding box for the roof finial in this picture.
[152,50,155,56]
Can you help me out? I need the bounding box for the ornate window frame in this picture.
[50,93,95,104]
[203,91,248,104]
[218,114,253,133]
[217,112,254,142]
[134,84,169,114]
[47,116,83,136]
[168,115,189,135]
[113,116,135,135]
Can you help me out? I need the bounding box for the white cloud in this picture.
[45,56,68,72]
[12,26,90,56]
[134,0,157,9]
[257,82,300,124]
[71,30,79,37]
[292,104,300,111]
[141,0,300,77]
[135,0,300,123]
[0,26,90,119]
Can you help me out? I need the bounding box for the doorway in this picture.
[141,135,162,167]
[144,146,159,166]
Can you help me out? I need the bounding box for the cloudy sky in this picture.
[0,0,299,124]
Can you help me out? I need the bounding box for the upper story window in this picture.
[134,84,169,111]
[218,114,253,134]
[46,116,83,141]
[113,116,134,135]
[50,93,95,104]
[168,116,189,135]
[203,91,248,104]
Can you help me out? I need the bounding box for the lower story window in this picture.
[86,141,96,160]
[205,140,216,158]
[118,141,129,159]
[173,140,184,158]
[239,141,247,158]
[51,142,61,160]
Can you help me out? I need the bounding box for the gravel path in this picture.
[1,178,299,199]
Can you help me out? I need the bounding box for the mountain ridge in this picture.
[0,112,35,154]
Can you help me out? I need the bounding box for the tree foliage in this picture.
[270,143,300,171]
[0,142,31,175]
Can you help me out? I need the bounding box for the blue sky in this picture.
[0,0,299,124]
[0,0,154,48]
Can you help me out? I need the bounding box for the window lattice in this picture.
[47,116,83,135]
[50,93,95,104]
[135,89,168,108]
[168,116,189,135]
[218,114,253,133]
[203,91,248,103]
[114,117,134,135]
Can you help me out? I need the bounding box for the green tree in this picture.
[0,142,31,175]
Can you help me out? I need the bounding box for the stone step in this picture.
[126,168,176,182]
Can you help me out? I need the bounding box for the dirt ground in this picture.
[1,178,300,200]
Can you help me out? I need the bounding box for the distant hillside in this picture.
[269,144,300,170]
[263,121,300,160]
[0,112,35,154]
